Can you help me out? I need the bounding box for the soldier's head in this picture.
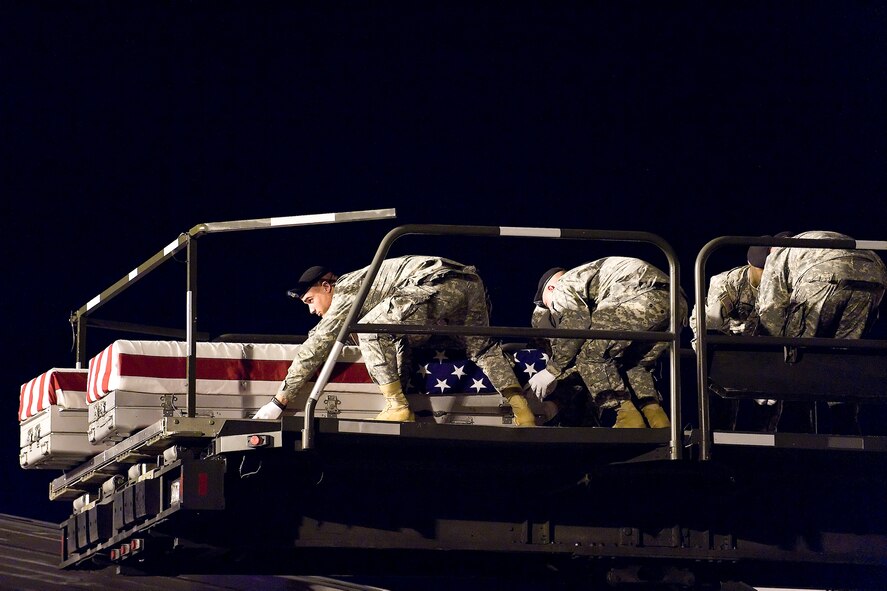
[746,231,792,286]
[534,267,566,309]
[287,266,338,317]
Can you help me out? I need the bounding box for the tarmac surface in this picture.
[0,512,392,591]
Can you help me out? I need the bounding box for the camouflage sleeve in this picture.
[530,306,554,329]
[545,290,590,376]
[528,305,554,353]
[705,271,739,333]
[690,271,728,344]
[688,302,702,351]
[277,292,353,403]
[756,249,792,336]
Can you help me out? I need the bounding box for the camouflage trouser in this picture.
[784,279,884,410]
[575,288,672,410]
[784,280,883,340]
[357,274,521,393]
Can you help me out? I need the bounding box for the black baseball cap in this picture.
[534,267,565,307]
[287,265,330,299]
[747,231,792,269]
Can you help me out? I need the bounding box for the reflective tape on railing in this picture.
[856,240,887,250]
[499,226,562,238]
[270,213,336,226]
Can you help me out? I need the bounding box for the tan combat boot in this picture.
[503,388,537,427]
[641,402,670,428]
[376,382,415,422]
[614,400,647,428]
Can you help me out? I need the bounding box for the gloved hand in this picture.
[727,320,746,335]
[254,398,285,419]
[755,399,777,406]
[525,369,557,401]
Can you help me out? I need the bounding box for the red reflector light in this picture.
[197,472,208,497]
[247,434,271,447]
[110,549,120,561]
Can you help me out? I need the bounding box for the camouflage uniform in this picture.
[279,255,520,403]
[689,265,759,346]
[757,231,887,339]
[756,231,887,430]
[543,257,688,410]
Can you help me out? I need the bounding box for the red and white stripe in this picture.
[19,369,89,422]
[86,340,373,402]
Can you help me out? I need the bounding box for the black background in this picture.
[4,2,886,523]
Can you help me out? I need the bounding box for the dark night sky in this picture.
[3,2,886,523]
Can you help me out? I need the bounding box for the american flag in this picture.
[407,348,549,395]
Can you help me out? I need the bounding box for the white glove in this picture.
[755,399,777,406]
[525,369,557,401]
[254,399,285,419]
[727,320,746,335]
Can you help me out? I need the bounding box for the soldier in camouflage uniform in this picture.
[756,230,887,434]
[253,255,536,426]
[525,257,688,429]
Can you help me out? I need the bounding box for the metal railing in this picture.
[302,224,686,459]
[694,235,887,460]
[69,208,397,417]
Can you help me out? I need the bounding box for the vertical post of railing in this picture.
[72,314,86,369]
[301,229,398,451]
[186,235,198,417]
[694,244,712,461]
[665,245,683,461]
